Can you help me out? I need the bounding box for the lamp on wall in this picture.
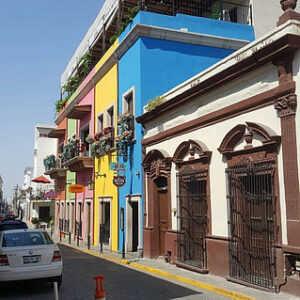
[87,181,94,190]
[94,171,106,179]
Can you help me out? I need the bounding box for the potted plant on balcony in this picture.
[85,134,94,144]
[91,141,101,158]
[118,112,134,132]
[43,155,56,171]
[116,130,133,156]
[99,136,111,155]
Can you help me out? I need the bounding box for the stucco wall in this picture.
[94,43,119,251]
[144,62,287,243]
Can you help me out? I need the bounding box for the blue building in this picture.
[116,10,254,255]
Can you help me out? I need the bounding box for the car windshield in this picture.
[2,231,54,247]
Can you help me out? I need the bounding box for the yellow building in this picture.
[93,40,119,252]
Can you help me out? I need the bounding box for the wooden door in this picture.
[158,189,168,256]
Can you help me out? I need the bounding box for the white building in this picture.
[137,2,300,297]
[30,124,58,221]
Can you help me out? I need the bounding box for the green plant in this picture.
[85,134,94,144]
[55,99,67,112]
[49,217,55,226]
[211,4,221,19]
[55,52,91,112]
[31,217,39,224]
[43,155,56,171]
[117,112,134,132]
[116,130,133,156]
[109,5,140,44]
[145,96,166,112]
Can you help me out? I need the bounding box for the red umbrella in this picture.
[32,176,51,184]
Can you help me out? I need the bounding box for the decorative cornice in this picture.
[55,24,250,125]
[274,93,297,116]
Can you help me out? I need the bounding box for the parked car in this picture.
[0,229,63,287]
[0,220,28,231]
[5,214,16,221]
[0,214,5,222]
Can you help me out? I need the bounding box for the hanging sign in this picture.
[45,190,58,198]
[69,184,85,193]
[113,176,126,187]
[110,162,128,171]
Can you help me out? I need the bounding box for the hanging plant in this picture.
[91,141,101,158]
[117,112,134,133]
[99,136,111,156]
[115,130,133,156]
[85,134,94,144]
[43,155,56,171]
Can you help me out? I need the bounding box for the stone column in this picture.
[274,93,300,246]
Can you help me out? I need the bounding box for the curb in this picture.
[58,242,256,300]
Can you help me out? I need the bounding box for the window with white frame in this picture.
[122,87,135,139]
[106,105,115,147]
[97,113,104,133]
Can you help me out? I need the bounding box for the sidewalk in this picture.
[47,230,299,300]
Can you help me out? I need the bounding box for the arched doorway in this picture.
[219,122,281,290]
[142,149,172,258]
[154,176,168,256]
[173,139,211,271]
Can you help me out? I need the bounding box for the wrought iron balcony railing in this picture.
[44,157,64,172]
[138,0,251,25]
[62,139,91,165]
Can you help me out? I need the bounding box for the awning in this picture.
[32,176,51,184]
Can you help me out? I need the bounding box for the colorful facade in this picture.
[137,5,300,296]
[93,41,119,251]
[49,0,254,258]
[117,11,254,254]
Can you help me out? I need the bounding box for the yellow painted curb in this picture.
[58,242,130,265]
[130,263,256,300]
[59,242,255,300]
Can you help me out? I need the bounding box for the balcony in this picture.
[66,104,91,120]
[44,156,67,179]
[48,128,66,139]
[30,187,56,202]
[90,127,115,158]
[62,138,93,172]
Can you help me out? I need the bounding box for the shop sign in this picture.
[113,176,126,187]
[45,190,58,198]
[69,184,85,193]
[110,162,128,171]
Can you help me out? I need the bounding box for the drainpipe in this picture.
[277,253,290,293]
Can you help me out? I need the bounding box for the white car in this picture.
[0,229,63,287]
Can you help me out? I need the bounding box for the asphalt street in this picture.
[0,244,229,300]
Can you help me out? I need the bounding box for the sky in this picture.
[0,0,104,199]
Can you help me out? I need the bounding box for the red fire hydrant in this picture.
[94,275,106,300]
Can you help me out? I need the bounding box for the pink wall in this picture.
[78,67,95,93]
[75,70,95,241]
[76,87,95,136]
